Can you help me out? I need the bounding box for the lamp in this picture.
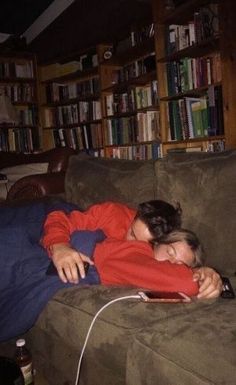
[0,87,19,125]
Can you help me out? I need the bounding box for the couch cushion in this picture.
[26,285,216,385]
[65,155,156,209]
[155,151,236,274]
[127,277,236,385]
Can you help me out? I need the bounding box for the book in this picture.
[167,146,202,153]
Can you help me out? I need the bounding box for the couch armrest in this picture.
[6,172,65,202]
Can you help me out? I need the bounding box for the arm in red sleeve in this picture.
[41,202,136,250]
[94,239,199,297]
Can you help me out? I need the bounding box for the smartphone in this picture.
[221,277,235,299]
[138,290,191,303]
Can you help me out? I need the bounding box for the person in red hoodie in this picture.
[89,228,204,297]
[42,200,222,298]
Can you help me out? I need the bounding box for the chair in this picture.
[0,147,76,202]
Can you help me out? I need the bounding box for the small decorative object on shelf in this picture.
[103,48,113,60]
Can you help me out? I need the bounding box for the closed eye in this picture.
[167,245,175,258]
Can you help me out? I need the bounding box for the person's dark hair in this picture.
[136,200,182,240]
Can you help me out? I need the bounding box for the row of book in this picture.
[44,100,101,127]
[3,84,35,103]
[167,139,225,153]
[0,127,39,153]
[135,81,158,109]
[137,111,160,142]
[79,100,101,122]
[51,123,103,150]
[104,141,162,160]
[166,53,221,95]
[45,77,100,103]
[105,111,160,146]
[0,60,34,79]
[105,80,158,116]
[131,24,155,47]
[112,53,156,84]
[78,51,98,71]
[166,4,219,54]
[115,23,154,54]
[18,106,38,126]
[167,85,224,141]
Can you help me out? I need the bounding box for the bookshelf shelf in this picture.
[43,93,101,107]
[41,67,99,84]
[162,134,225,145]
[163,0,219,24]
[160,81,222,101]
[103,37,155,67]
[157,36,220,63]
[102,70,157,93]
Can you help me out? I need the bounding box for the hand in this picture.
[50,243,94,284]
[193,267,223,299]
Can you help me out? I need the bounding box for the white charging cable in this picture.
[74,294,141,385]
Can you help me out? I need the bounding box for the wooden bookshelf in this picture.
[39,25,162,160]
[39,44,110,153]
[100,23,162,160]
[152,0,236,154]
[0,52,40,153]
[38,0,236,157]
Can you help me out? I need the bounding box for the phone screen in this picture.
[138,291,191,303]
[146,291,185,299]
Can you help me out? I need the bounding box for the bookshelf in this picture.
[0,52,40,153]
[100,24,162,160]
[39,44,111,153]
[39,24,162,160]
[152,0,236,154]
[39,0,236,158]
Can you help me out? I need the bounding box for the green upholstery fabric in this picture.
[155,150,236,275]
[28,285,229,385]
[127,278,236,385]
[65,155,156,209]
[1,152,236,385]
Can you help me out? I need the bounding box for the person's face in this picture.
[154,241,195,267]
[126,218,153,242]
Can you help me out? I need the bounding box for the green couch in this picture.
[1,151,236,385]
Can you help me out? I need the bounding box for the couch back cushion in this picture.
[155,151,236,275]
[65,155,156,209]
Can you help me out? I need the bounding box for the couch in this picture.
[0,150,236,385]
[0,147,75,201]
